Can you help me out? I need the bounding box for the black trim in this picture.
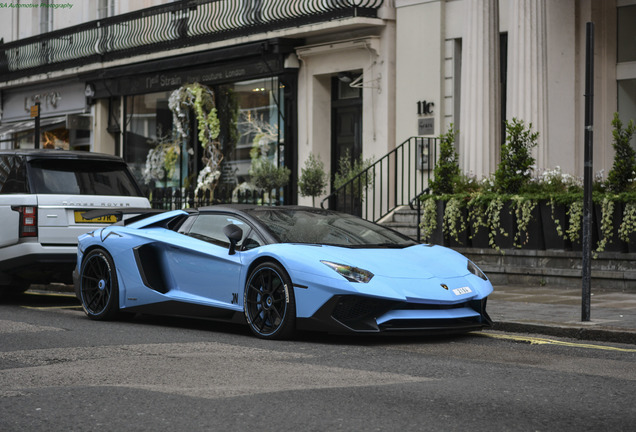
[87,38,300,97]
[296,294,492,335]
[123,300,242,322]
[0,252,76,285]
[133,244,169,294]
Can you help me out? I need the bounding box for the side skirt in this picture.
[124,300,246,324]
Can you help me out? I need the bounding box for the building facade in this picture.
[0,0,634,216]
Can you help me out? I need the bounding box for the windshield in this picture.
[247,208,417,247]
[28,159,143,196]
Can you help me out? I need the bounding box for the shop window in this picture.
[618,79,636,146]
[126,78,285,201]
[618,5,636,63]
[617,4,636,147]
[220,77,284,191]
[125,91,176,188]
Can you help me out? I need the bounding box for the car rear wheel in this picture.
[79,249,119,320]
[244,262,296,339]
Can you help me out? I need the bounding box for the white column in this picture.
[459,0,500,179]
[507,0,548,171]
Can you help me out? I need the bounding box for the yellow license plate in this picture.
[74,211,118,224]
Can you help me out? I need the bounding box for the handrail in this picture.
[0,0,384,81]
[409,188,430,243]
[321,136,437,224]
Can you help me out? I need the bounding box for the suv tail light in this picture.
[14,206,38,237]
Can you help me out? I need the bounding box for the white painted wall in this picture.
[395,0,443,144]
[296,36,395,206]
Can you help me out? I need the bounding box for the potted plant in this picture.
[298,153,328,207]
[426,125,466,246]
[597,113,636,253]
[333,149,374,216]
[492,118,539,250]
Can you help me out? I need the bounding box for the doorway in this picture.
[331,75,362,213]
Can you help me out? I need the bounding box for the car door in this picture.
[161,213,248,308]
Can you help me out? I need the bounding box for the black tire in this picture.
[244,262,296,339]
[79,248,119,320]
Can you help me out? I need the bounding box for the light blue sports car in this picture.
[74,205,493,339]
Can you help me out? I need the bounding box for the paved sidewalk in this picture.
[489,284,636,344]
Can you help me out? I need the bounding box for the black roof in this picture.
[0,149,126,162]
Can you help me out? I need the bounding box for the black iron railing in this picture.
[0,0,384,81]
[321,136,437,223]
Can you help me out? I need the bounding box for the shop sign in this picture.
[2,81,85,122]
[418,117,434,135]
[117,58,280,95]
[416,99,435,135]
[24,91,61,113]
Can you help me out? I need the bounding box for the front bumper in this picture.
[296,295,492,335]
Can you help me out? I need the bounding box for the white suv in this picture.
[0,149,150,295]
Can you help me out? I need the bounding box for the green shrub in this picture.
[606,112,636,193]
[494,118,538,194]
[298,153,328,206]
[429,124,460,195]
[333,149,374,193]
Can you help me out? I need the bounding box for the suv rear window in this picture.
[28,159,143,196]
[0,155,28,194]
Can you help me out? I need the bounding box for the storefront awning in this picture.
[0,116,67,136]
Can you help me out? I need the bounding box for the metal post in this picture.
[582,22,594,322]
[33,102,41,149]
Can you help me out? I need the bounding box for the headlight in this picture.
[467,260,488,281]
[321,261,374,283]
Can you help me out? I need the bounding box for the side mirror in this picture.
[223,224,243,255]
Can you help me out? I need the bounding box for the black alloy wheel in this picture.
[244,262,296,339]
[79,249,119,320]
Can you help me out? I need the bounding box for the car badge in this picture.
[441,284,449,290]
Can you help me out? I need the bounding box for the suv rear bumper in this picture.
[0,242,77,285]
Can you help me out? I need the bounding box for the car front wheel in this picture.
[79,249,119,320]
[244,262,296,339]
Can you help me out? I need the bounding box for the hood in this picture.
[282,243,472,280]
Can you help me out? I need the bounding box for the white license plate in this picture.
[452,286,473,296]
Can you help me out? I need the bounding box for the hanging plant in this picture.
[419,197,438,242]
[442,195,468,244]
[168,83,223,194]
[512,195,538,248]
[549,198,565,239]
[596,195,617,254]
[619,201,636,243]
[466,193,489,241]
[486,196,507,251]
[566,200,583,244]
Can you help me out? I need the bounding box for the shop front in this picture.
[87,39,299,206]
[0,80,91,151]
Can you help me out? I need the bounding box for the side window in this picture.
[0,156,28,194]
[241,228,264,251]
[186,214,255,249]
